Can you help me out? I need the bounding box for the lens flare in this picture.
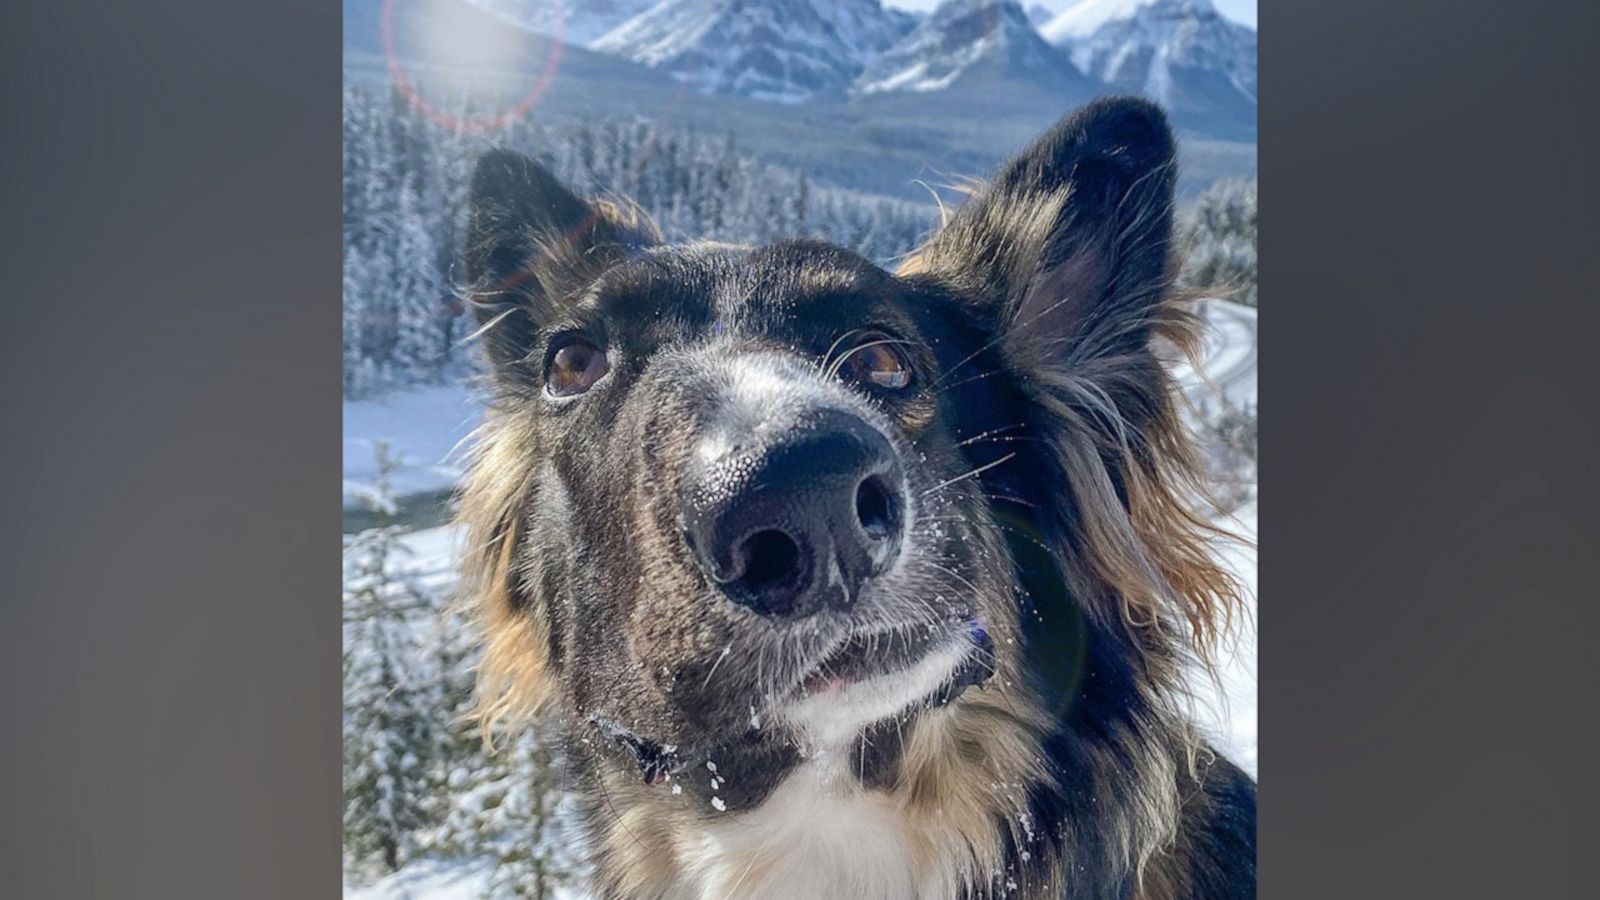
[380,0,566,135]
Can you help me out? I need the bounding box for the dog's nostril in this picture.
[733,530,803,594]
[855,475,898,541]
[683,409,904,618]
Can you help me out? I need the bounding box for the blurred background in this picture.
[341,1,1257,895]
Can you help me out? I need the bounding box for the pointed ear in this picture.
[902,97,1179,371]
[465,149,655,381]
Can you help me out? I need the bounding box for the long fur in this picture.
[455,97,1254,899]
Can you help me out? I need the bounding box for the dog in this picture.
[456,96,1256,899]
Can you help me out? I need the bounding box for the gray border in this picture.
[3,0,1599,897]
[1,1,340,896]
[1261,0,1600,895]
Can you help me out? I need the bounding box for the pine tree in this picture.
[481,725,576,899]
[1179,178,1258,307]
[794,170,809,235]
[393,180,447,380]
[343,441,439,877]
[422,590,485,847]
[710,130,737,233]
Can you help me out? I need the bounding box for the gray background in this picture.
[2,0,1597,896]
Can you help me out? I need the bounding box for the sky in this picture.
[882,0,1258,30]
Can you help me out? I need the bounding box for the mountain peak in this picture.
[853,0,1090,96]
[593,0,915,102]
[1042,0,1219,41]
[1040,0,1253,137]
[470,0,659,47]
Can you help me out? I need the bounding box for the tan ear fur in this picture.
[458,414,554,744]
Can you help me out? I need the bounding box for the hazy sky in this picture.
[882,0,1257,29]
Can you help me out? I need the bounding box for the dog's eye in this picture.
[545,338,609,398]
[839,337,912,391]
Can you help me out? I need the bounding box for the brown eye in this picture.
[840,337,912,391]
[545,338,609,398]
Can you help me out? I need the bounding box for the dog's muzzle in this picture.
[681,406,907,620]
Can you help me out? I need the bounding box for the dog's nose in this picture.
[681,408,906,619]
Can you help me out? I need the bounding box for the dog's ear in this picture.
[909,101,1246,670]
[902,97,1178,374]
[465,149,655,382]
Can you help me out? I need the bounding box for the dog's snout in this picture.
[682,408,906,618]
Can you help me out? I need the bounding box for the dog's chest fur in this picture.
[671,756,927,900]
[608,701,1040,900]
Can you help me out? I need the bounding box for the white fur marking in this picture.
[683,761,920,900]
[671,642,974,899]
[779,637,970,748]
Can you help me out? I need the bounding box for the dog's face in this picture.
[478,235,1023,752]
[463,99,1210,804]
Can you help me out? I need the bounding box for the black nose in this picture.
[681,408,906,618]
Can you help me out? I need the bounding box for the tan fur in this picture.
[894,690,1053,891]
[461,196,666,739]
[893,164,1248,893]
[458,112,1252,895]
[579,689,1050,898]
[899,175,1247,685]
[458,412,554,739]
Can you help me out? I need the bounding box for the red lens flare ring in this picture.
[380,0,566,135]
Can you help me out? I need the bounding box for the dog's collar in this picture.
[589,715,680,785]
[931,620,996,706]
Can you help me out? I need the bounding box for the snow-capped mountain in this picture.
[471,0,660,47]
[592,0,917,102]
[854,0,1093,97]
[1041,0,1255,124]
[1025,3,1056,26]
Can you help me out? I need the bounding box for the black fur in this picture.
[462,96,1255,898]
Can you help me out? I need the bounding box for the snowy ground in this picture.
[344,384,488,510]
[345,859,495,900]
[1173,298,1258,407]
[344,858,590,900]
[345,300,1258,897]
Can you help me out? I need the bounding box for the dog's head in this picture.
[459,98,1238,802]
